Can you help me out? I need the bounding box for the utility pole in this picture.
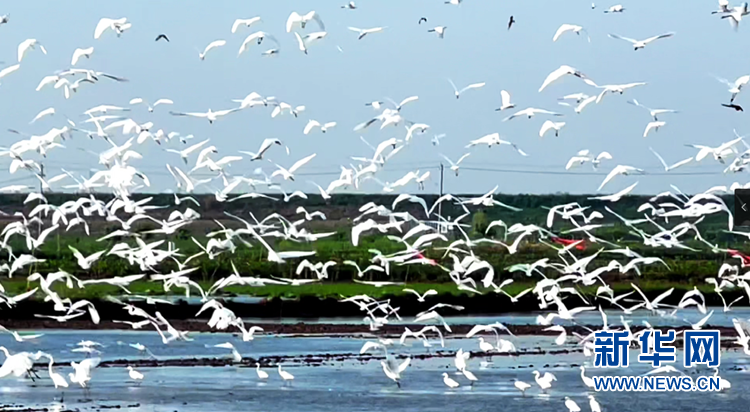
[438,163,444,233]
[38,163,45,193]
[439,163,444,196]
[37,163,45,238]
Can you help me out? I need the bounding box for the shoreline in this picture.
[4,286,744,323]
[24,333,746,370]
[4,318,740,337]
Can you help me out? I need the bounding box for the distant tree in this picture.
[471,210,489,236]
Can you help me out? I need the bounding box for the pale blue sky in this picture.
[0,0,747,195]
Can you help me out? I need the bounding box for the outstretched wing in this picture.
[311,12,326,31]
[607,33,638,43]
[553,24,574,42]
[459,82,486,94]
[447,78,458,94]
[500,90,511,106]
[643,32,674,44]
[286,12,301,33]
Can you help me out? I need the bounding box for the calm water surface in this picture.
[1,329,749,412]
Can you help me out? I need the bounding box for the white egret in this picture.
[278,364,295,385]
[608,32,674,50]
[442,372,460,388]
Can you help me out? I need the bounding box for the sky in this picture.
[0,0,747,196]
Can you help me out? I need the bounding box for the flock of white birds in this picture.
[0,1,749,411]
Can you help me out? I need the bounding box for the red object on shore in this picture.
[415,252,437,266]
[550,236,586,251]
[727,249,750,266]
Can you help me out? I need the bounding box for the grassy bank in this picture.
[0,192,742,304]
[0,277,727,302]
[2,229,735,283]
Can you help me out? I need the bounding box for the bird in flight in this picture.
[428,26,447,38]
[508,16,516,30]
[607,32,674,51]
[722,103,744,111]
[155,34,170,42]
[418,17,427,25]
[447,79,486,99]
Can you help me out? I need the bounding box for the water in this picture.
[1,331,749,411]
[220,306,750,328]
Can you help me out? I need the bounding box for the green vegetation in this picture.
[0,192,743,300]
[0,277,725,302]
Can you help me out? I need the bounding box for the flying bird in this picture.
[231,17,262,33]
[294,31,327,55]
[271,153,317,181]
[447,79,486,99]
[627,99,679,121]
[238,31,280,56]
[598,165,645,191]
[539,121,566,137]
[348,27,386,40]
[130,97,174,112]
[94,17,130,39]
[198,40,226,60]
[649,147,693,172]
[720,3,749,30]
[239,138,283,161]
[30,107,55,124]
[715,74,750,102]
[495,90,516,111]
[419,17,428,24]
[643,121,666,137]
[539,65,590,92]
[607,32,675,50]
[170,108,240,124]
[592,82,647,104]
[503,107,563,122]
[155,34,170,42]
[441,153,471,176]
[428,26,447,38]
[508,16,516,30]
[604,4,625,13]
[553,24,589,42]
[712,0,731,14]
[722,103,744,111]
[286,11,326,32]
[304,120,337,134]
[71,47,94,66]
[17,39,46,62]
[0,63,21,81]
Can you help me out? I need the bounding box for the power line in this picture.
[460,166,728,177]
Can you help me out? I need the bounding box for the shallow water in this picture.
[1,329,567,364]
[226,306,750,328]
[117,295,750,329]
[1,331,749,412]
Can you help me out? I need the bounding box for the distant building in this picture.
[426,218,451,234]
